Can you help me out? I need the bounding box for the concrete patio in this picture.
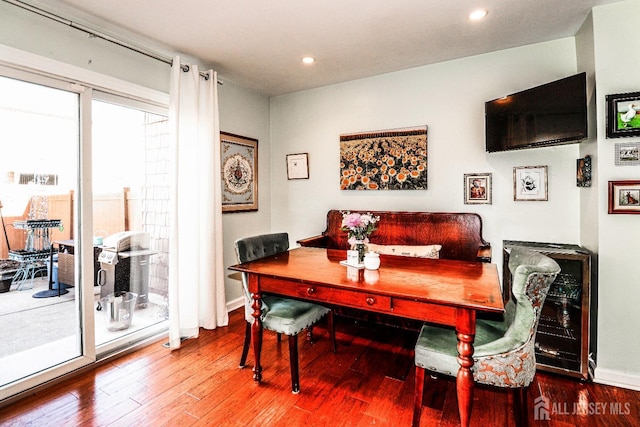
[0,276,168,385]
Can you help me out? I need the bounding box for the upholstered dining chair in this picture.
[412,247,560,427]
[234,232,336,394]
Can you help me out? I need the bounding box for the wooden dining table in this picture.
[228,246,504,427]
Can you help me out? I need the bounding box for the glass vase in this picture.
[352,240,366,264]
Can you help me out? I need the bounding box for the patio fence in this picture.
[0,189,168,298]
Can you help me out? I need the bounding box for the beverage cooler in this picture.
[503,240,594,381]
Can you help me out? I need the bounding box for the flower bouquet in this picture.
[340,211,380,263]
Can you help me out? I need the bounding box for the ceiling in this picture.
[29,0,622,97]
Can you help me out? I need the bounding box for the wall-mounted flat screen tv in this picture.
[485,72,587,152]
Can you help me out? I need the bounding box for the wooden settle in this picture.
[297,209,492,263]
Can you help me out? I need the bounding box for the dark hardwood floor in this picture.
[1,308,638,426]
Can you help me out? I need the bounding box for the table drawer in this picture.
[261,277,392,313]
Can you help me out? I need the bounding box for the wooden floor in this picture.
[1,308,638,426]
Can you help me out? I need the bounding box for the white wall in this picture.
[0,1,272,306]
[218,83,271,306]
[575,9,602,388]
[0,1,168,92]
[591,0,640,389]
[576,13,600,255]
[270,38,582,283]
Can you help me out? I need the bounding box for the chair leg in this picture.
[289,334,300,393]
[513,387,528,427]
[412,366,426,427]
[328,311,337,353]
[239,321,251,368]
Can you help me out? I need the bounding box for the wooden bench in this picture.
[297,209,491,263]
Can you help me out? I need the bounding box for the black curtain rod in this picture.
[4,0,222,84]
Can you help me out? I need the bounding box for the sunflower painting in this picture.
[339,126,428,190]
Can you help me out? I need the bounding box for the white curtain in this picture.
[168,56,228,349]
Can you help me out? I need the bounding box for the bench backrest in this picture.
[321,210,489,262]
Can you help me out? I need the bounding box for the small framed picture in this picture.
[615,142,640,166]
[606,91,640,138]
[577,155,592,187]
[286,153,309,179]
[514,165,548,201]
[464,173,492,204]
[608,180,640,214]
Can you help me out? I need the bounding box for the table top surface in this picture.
[229,247,504,313]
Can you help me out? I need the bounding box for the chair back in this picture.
[505,247,560,345]
[234,233,290,321]
[473,248,560,387]
[235,232,290,264]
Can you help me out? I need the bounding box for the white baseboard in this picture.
[594,367,640,391]
[226,296,244,313]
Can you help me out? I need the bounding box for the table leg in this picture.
[251,292,263,382]
[456,309,476,427]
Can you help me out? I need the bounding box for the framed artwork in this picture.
[464,173,492,204]
[221,132,258,213]
[576,155,592,187]
[286,153,309,179]
[615,142,640,166]
[513,165,548,201]
[606,91,640,138]
[339,125,427,190]
[608,180,640,214]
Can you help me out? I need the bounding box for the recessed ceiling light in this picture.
[302,56,316,65]
[469,9,488,21]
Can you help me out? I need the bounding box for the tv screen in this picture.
[485,73,587,152]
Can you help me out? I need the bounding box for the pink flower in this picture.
[342,212,364,228]
[340,211,380,242]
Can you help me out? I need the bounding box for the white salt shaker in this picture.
[364,252,380,270]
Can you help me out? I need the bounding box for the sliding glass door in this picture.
[0,64,169,400]
[91,94,169,352]
[0,71,86,392]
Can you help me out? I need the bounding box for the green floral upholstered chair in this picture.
[234,232,336,394]
[412,247,560,426]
